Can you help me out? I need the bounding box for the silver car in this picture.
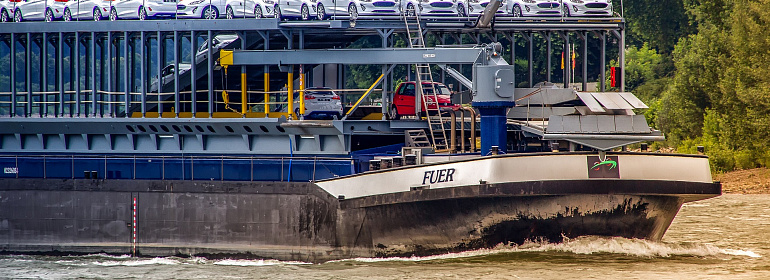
[63,0,109,20]
[1,0,16,22]
[562,0,611,17]
[224,0,274,18]
[505,0,562,17]
[282,87,343,120]
[402,0,458,16]
[107,0,177,20]
[13,0,66,21]
[463,0,506,16]
[274,0,316,20]
[176,0,226,19]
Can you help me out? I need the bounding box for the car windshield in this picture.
[307,89,334,95]
[422,84,451,96]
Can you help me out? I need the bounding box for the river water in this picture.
[2,194,769,279]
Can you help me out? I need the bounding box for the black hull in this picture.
[339,195,683,258]
[0,178,720,262]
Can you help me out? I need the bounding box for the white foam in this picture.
[330,237,761,263]
[213,259,311,266]
[94,257,182,266]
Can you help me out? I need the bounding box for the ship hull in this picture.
[336,186,707,257]
[0,153,721,262]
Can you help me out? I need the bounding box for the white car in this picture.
[63,0,109,20]
[505,0,562,17]
[107,0,177,20]
[150,63,192,93]
[463,0,506,16]
[315,0,399,20]
[176,0,226,19]
[1,0,16,22]
[274,0,316,20]
[402,0,458,17]
[281,87,343,120]
[562,0,611,17]
[13,0,66,21]
[224,0,274,18]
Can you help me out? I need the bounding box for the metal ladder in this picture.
[402,8,450,152]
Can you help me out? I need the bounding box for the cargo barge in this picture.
[0,41,721,262]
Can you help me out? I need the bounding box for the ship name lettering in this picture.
[422,168,455,185]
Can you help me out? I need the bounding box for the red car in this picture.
[388,81,460,120]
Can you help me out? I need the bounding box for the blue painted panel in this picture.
[162,158,187,180]
[17,157,44,178]
[74,158,106,179]
[252,159,283,181]
[44,157,73,179]
[222,159,252,181]
[106,158,134,179]
[134,158,163,180]
[192,158,222,181]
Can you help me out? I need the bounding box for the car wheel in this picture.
[202,5,218,19]
[0,10,8,22]
[316,3,326,20]
[45,8,53,22]
[563,5,571,17]
[138,7,147,20]
[406,3,415,17]
[93,8,102,21]
[512,4,522,17]
[226,6,234,19]
[294,108,301,119]
[63,8,72,21]
[300,5,309,20]
[457,3,466,17]
[110,8,118,21]
[254,5,263,18]
[348,3,357,20]
[274,5,281,20]
[388,105,400,120]
[13,9,22,22]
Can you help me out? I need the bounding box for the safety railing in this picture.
[0,154,355,182]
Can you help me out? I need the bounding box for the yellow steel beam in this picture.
[299,70,305,116]
[264,72,270,116]
[241,72,247,114]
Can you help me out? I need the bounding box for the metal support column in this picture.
[157,31,163,116]
[620,28,625,92]
[207,30,213,117]
[123,32,130,117]
[174,31,179,117]
[191,31,197,117]
[299,30,305,117]
[26,33,32,117]
[140,31,146,118]
[377,29,393,118]
[545,31,551,83]
[75,32,81,117]
[562,32,571,88]
[42,33,48,117]
[91,32,97,117]
[107,32,113,116]
[260,31,269,116]
[582,31,588,92]
[240,32,247,115]
[58,32,64,117]
[600,31,606,92]
[10,33,15,117]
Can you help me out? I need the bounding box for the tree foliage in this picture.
[656,0,770,171]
